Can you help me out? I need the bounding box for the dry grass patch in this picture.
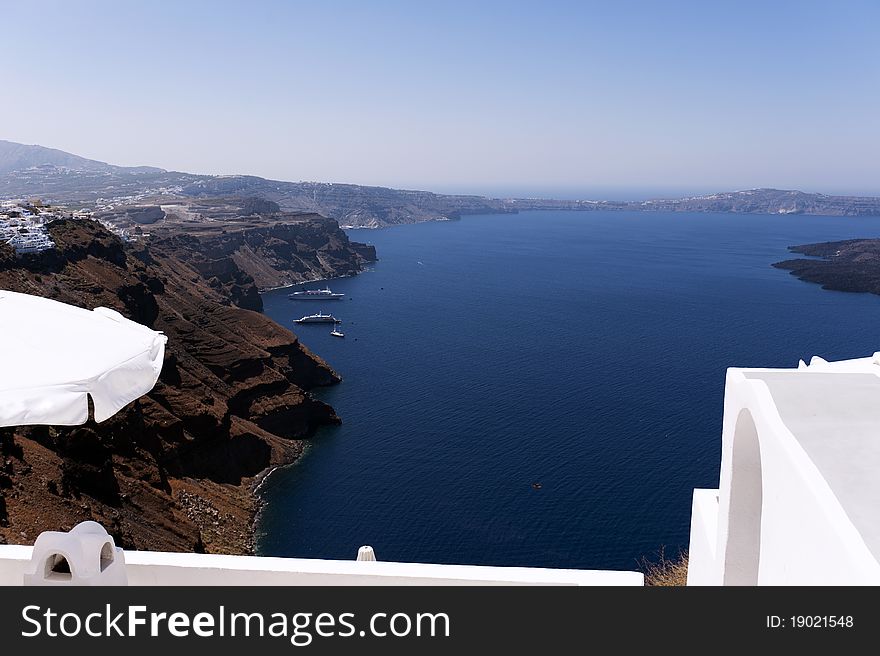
[639,547,688,586]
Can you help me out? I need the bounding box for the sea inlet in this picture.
[257,210,880,571]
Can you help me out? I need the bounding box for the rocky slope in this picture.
[773,239,880,294]
[148,206,378,290]
[179,177,517,228]
[0,218,371,553]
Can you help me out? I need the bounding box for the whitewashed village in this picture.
[0,199,140,255]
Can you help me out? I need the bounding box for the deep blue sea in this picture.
[256,210,880,571]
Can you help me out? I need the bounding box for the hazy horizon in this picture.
[10,135,880,200]
[3,1,879,196]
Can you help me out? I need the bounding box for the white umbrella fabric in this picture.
[0,290,167,427]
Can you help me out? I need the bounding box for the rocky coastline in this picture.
[773,239,880,295]
[0,217,375,553]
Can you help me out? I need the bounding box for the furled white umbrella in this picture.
[0,290,167,427]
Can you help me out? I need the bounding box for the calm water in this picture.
[256,210,880,571]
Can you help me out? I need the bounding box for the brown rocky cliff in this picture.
[152,212,377,292]
[0,219,347,553]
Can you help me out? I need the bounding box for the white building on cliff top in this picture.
[687,353,880,585]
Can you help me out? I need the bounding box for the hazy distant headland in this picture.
[4,140,880,230]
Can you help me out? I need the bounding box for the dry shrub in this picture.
[639,547,688,586]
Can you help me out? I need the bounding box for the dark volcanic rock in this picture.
[154,212,378,290]
[774,239,880,295]
[0,220,343,554]
[127,205,165,224]
[238,197,280,216]
[93,205,166,226]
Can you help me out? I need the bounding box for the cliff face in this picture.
[179,178,515,228]
[160,213,378,290]
[0,219,355,553]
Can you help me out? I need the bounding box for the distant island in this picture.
[4,140,880,229]
[774,239,880,295]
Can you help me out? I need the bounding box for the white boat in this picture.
[294,312,340,324]
[330,326,345,338]
[289,287,344,300]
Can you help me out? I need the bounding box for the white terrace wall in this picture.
[689,369,880,585]
[0,545,644,586]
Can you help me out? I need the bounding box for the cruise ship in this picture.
[294,312,341,324]
[288,287,345,300]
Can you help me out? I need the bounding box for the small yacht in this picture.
[289,287,344,300]
[330,326,345,338]
[294,312,340,324]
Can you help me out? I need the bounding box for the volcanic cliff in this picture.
[154,210,378,291]
[0,218,374,553]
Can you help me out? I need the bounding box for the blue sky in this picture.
[2,0,879,197]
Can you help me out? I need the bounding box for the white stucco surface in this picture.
[0,544,643,586]
[688,354,880,586]
[686,489,719,585]
[745,371,880,561]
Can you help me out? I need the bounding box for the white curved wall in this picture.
[721,409,762,585]
[689,367,880,586]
